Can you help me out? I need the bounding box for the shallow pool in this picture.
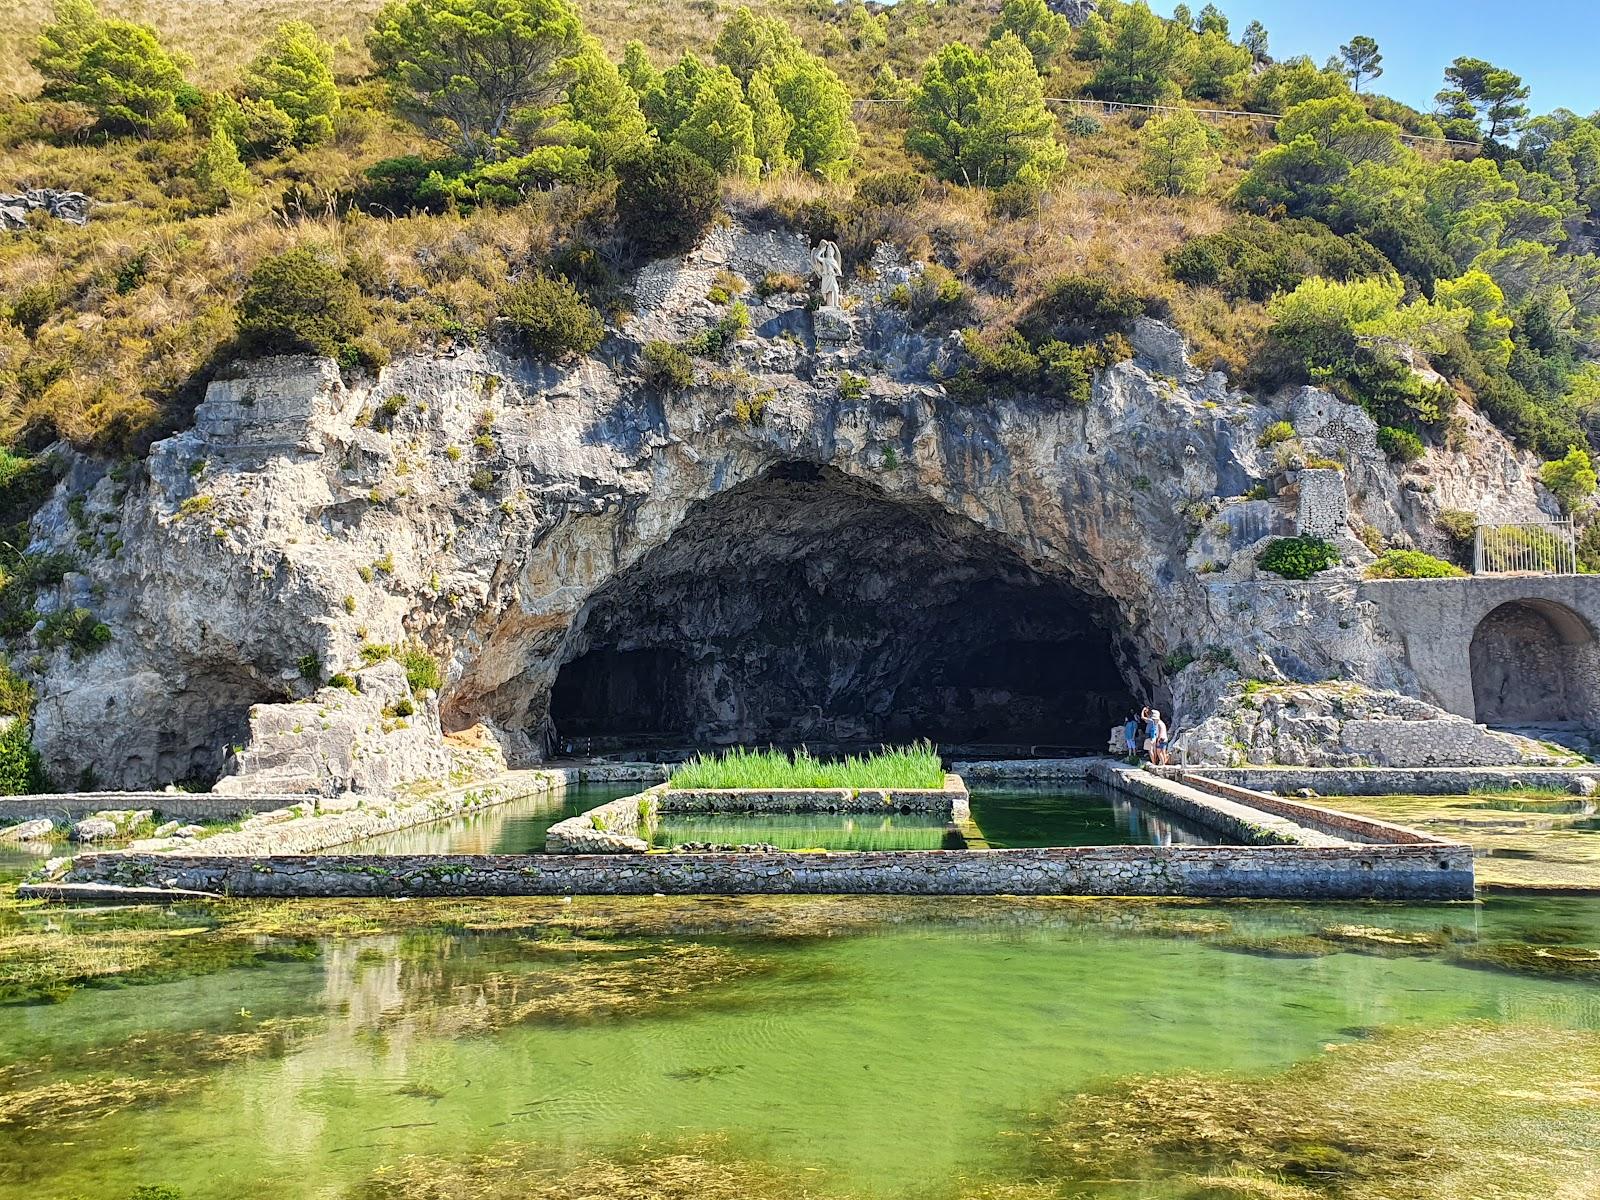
[342,783,644,855]
[3,893,1597,1199]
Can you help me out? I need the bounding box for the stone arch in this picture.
[483,461,1144,756]
[1470,599,1600,727]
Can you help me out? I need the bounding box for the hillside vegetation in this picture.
[0,0,1596,552]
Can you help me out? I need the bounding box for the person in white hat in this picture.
[1144,709,1170,765]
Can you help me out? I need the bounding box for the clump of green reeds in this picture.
[668,741,944,790]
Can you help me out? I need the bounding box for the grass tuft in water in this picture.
[668,742,944,790]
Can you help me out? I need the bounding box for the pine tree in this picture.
[987,0,1071,71]
[673,65,758,178]
[241,21,340,147]
[1138,106,1219,196]
[32,0,194,138]
[908,36,1062,188]
[194,124,252,207]
[1338,35,1383,93]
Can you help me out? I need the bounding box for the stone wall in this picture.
[950,758,1099,782]
[44,842,1474,901]
[544,776,970,853]
[1361,576,1600,726]
[1089,764,1347,847]
[0,792,295,824]
[1184,765,1600,796]
[544,784,665,853]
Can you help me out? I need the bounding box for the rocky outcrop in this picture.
[13,220,1564,790]
[1178,682,1571,768]
[0,189,89,229]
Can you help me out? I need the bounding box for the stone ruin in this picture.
[1,188,90,230]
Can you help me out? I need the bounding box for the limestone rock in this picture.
[8,218,1569,788]
[1176,682,1568,768]
[71,816,118,842]
[1571,776,1598,798]
[1,818,54,842]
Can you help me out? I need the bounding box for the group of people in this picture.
[1115,706,1170,765]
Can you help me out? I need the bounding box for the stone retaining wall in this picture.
[43,842,1474,900]
[544,784,666,853]
[544,775,969,854]
[0,792,303,824]
[1183,765,1600,796]
[950,759,1099,782]
[1158,771,1443,845]
[1089,764,1347,847]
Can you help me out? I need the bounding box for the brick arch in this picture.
[1470,599,1600,727]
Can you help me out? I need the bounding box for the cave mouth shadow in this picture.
[548,462,1140,755]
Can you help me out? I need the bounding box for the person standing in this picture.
[1145,709,1170,766]
[1122,712,1141,761]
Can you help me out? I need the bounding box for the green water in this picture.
[3,895,1599,1199]
[648,810,960,850]
[967,784,1228,847]
[344,783,643,854]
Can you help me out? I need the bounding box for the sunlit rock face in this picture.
[17,221,1559,789]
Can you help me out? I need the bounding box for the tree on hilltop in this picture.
[367,0,583,160]
[1337,35,1383,93]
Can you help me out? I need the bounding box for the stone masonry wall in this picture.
[52,843,1475,901]
[1186,765,1600,796]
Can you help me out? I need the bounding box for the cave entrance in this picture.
[1470,599,1600,727]
[548,464,1139,755]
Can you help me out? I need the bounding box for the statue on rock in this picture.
[810,239,853,352]
[811,239,843,309]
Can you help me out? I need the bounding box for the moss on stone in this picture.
[1031,1023,1600,1198]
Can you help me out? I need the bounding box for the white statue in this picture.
[811,239,843,309]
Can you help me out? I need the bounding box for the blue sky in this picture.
[1151,0,1600,117]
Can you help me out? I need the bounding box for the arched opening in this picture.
[548,463,1139,754]
[1470,599,1600,728]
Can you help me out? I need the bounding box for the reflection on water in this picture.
[344,783,643,854]
[2,894,1598,1199]
[967,785,1229,847]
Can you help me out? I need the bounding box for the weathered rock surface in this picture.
[0,189,89,229]
[71,809,151,841]
[1178,682,1569,768]
[12,220,1568,788]
[1,818,54,842]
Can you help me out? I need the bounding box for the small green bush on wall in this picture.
[1377,426,1426,464]
[1257,536,1340,580]
[1365,549,1467,579]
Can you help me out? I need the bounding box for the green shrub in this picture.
[1167,217,1388,302]
[1539,446,1597,514]
[1377,426,1426,464]
[498,274,604,359]
[1020,275,1149,342]
[1257,420,1295,448]
[1437,508,1477,549]
[854,169,924,207]
[682,302,750,357]
[327,672,358,694]
[0,658,35,721]
[838,372,868,402]
[1257,536,1340,580]
[0,720,46,795]
[39,607,112,657]
[397,643,442,694]
[33,2,196,138]
[1579,521,1600,574]
[238,249,369,359]
[642,341,695,390]
[296,652,321,684]
[614,144,720,259]
[1365,549,1467,579]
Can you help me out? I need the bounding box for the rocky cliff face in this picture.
[16,222,1563,791]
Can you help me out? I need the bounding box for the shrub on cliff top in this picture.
[1257,535,1340,580]
[498,273,604,360]
[613,144,720,259]
[238,249,369,359]
[1377,426,1426,464]
[1365,549,1466,579]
